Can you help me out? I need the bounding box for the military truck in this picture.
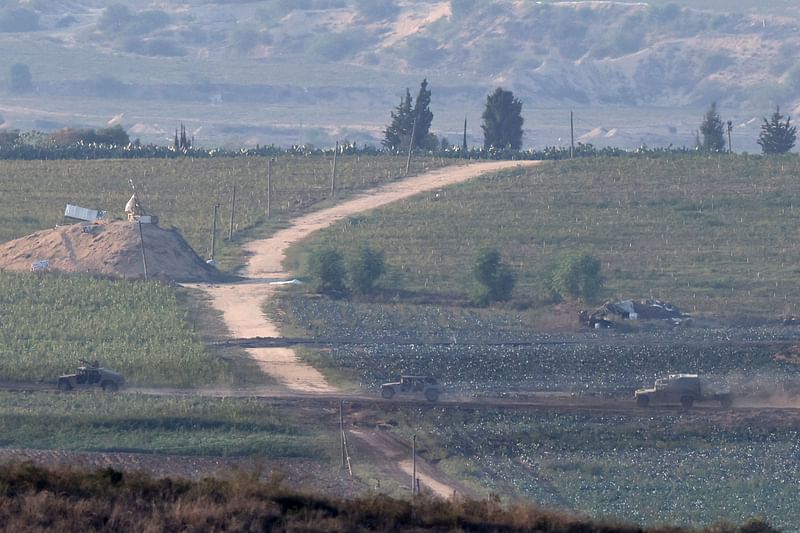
[380,376,442,402]
[57,360,124,392]
[635,373,732,409]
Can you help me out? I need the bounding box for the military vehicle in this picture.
[635,373,732,409]
[57,360,124,392]
[380,376,442,402]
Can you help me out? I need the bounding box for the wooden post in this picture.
[727,120,733,154]
[405,117,417,176]
[228,183,236,240]
[462,116,468,158]
[210,204,219,261]
[340,400,346,469]
[267,160,273,216]
[138,221,148,281]
[570,111,575,159]
[412,434,417,496]
[331,141,338,197]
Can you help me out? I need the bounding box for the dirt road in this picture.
[192,160,539,393]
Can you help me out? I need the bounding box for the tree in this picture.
[481,88,524,150]
[699,102,725,152]
[550,252,603,302]
[382,80,434,151]
[757,107,797,154]
[382,89,413,151]
[472,249,515,305]
[307,248,346,295]
[412,79,434,149]
[347,247,385,294]
[8,63,32,93]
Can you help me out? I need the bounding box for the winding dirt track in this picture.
[189,160,539,393]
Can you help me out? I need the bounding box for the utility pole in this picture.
[570,111,575,159]
[331,141,338,197]
[210,203,219,262]
[405,117,417,176]
[340,400,346,469]
[727,120,733,154]
[138,221,148,281]
[462,116,468,158]
[266,158,272,219]
[228,183,236,240]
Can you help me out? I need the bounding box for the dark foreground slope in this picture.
[0,462,777,533]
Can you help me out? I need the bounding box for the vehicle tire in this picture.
[57,379,72,391]
[101,381,119,393]
[425,389,439,402]
[636,395,649,408]
[381,387,395,399]
[680,396,694,409]
[720,396,733,409]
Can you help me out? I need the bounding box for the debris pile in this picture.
[0,220,219,282]
[580,299,689,329]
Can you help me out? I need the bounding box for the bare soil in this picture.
[0,220,219,282]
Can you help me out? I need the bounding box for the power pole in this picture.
[210,203,219,262]
[411,433,417,519]
[727,120,733,154]
[405,117,417,176]
[266,158,272,219]
[228,183,236,240]
[331,141,338,197]
[462,116,468,158]
[570,111,575,159]
[138,221,148,281]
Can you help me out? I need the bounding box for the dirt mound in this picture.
[0,220,219,282]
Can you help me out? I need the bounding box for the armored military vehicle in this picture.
[635,373,732,409]
[380,376,442,402]
[57,360,124,392]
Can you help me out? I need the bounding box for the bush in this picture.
[550,252,603,302]
[307,248,346,295]
[472,249,515,305]
[347,247,385,294]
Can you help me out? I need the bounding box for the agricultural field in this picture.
[0,271,229,387]
[288,155,800,319]
[388,405,800,530]
[0,391,330,459]
[279,292,800,394]
[0,154,454,272]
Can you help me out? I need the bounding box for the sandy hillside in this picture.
[0,220,219,283]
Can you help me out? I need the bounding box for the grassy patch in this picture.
[0,391,329,459]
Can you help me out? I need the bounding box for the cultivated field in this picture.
[388,405,800,530]
[289,155,800,319]
[0,155,453,271]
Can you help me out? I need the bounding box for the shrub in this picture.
[550,252,603,302]
[347,247,385,294]
[307,248,346,295]
[472,249,515,305]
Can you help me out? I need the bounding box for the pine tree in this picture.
[757,107,797,154]
[382,89,413,151]
[481,88,524,150]
[699,102,726,152]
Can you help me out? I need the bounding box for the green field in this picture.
[0,155,452,272]
[0,271,229,387]
[0,391,329,458]
[389,405,800,530]
[288,155,800,319]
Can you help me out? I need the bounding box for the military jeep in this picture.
[635,373,732,409]
[380,376,442,402]
[57,360,124,392]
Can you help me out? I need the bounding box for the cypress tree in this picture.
[699,102,726,152]
[382,89,413,151]
[481,88,524,150]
